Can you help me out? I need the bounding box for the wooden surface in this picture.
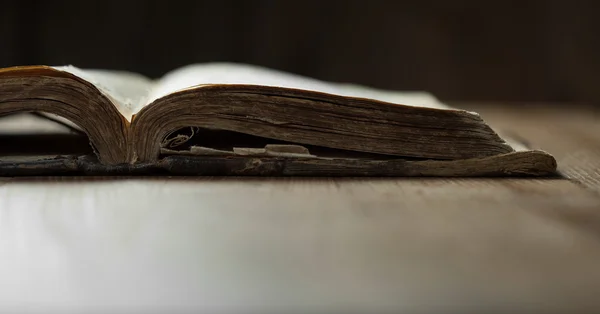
[1,103,600,313]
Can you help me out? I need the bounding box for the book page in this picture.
[54,65,154,120]
[140,63,449,114]
[55,63,450,119]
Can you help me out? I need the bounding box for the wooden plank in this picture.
[462,103,600,192]
[1,176,600,313]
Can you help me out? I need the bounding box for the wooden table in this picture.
[1,103,599,313]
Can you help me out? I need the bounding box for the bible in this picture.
[0,63,556,176]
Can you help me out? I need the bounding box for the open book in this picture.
[0,63,555,176]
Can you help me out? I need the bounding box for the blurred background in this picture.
[1,0,599,103]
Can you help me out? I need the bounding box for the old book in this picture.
[0,63,556,176]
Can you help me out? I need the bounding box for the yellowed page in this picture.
[54,63,449,120]
[54,65,154,120]
[141,63,448,114]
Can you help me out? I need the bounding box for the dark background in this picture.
[1,0,599,103]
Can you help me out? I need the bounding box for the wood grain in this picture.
[1,177,600,313]
[1,104,599,313]
[465,103,600,192]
